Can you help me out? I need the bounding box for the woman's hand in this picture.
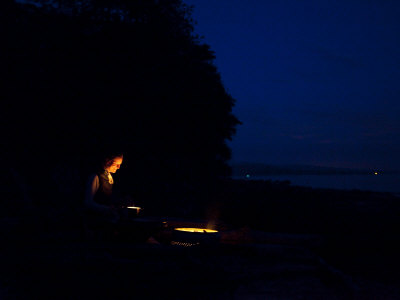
[108,207,120,223]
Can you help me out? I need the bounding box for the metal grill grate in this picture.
[170,241,200,247]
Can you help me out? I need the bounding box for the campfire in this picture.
[174,228,218,233]
[171,227,220,247]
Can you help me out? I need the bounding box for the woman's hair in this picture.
[102,152,123,170]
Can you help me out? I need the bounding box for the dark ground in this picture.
[1,179,400,299]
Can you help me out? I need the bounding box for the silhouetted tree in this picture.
[2,0,240,205]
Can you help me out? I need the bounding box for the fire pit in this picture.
[171,228,220,247]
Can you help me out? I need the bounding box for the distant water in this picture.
[233,174,400,195]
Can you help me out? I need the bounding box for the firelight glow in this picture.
[174,228,218,233]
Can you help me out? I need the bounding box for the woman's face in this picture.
[106,156,123,173]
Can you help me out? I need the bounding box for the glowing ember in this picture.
[174,228,218,233]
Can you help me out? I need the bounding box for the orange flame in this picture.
[174,228,218,233]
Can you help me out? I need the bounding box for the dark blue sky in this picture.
[184,0,400,170]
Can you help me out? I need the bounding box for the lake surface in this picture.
[233,174,400,194]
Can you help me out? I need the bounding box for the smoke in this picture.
[206,202,222,230]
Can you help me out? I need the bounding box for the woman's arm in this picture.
[84,174,111,213]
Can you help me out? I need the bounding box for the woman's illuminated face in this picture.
[106,156,123,173]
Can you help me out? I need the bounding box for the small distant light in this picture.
[246,174,250,178]
[374,172,378,175]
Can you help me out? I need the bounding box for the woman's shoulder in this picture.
[87,173,99,183]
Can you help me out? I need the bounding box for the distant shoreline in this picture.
[231,173,400,195]
[231,162,399,176]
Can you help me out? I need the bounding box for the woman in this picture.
[84,153,124,223]
[84,152,160,243]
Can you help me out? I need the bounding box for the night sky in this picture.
[184,0,400,171]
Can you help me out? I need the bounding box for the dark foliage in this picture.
[2,0,240,205]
